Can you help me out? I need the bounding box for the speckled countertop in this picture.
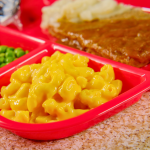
[0,92,150,150]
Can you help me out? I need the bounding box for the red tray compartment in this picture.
[0,43,149,140]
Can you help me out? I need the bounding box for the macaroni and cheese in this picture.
[0,51,122,123]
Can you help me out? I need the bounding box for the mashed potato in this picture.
[41,0,132,28]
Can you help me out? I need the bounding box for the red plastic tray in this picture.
[0,41,150,140]
[0,0,150,140]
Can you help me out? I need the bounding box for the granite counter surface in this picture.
[0,92,150,150]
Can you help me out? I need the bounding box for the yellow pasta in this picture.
[0,51,123,123]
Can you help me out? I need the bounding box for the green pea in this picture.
[14,58,18,61]
[0,57,5,63]
[0,53,5,57]
[14,47,23,55]
[0,45,7,53]
[7,47,14,52]
[0,57,4,63]
[15,48,23,51]
[0,63,7,68]
[25,50,29,54]
[14,48,22,56]
[16,50,25,58]
[5,57,14,63]
[5,51,15,58]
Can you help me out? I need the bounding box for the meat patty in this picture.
[48,8,150,68]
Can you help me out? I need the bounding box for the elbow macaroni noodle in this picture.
[0,51,122,123]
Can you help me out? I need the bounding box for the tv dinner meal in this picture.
[1,0,150,142]
[0,51,122,123]
[41,0,150,68]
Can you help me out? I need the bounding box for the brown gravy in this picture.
[54,19,150,68]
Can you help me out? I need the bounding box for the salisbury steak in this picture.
[41,0,150,68]
[48,10,150,68]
